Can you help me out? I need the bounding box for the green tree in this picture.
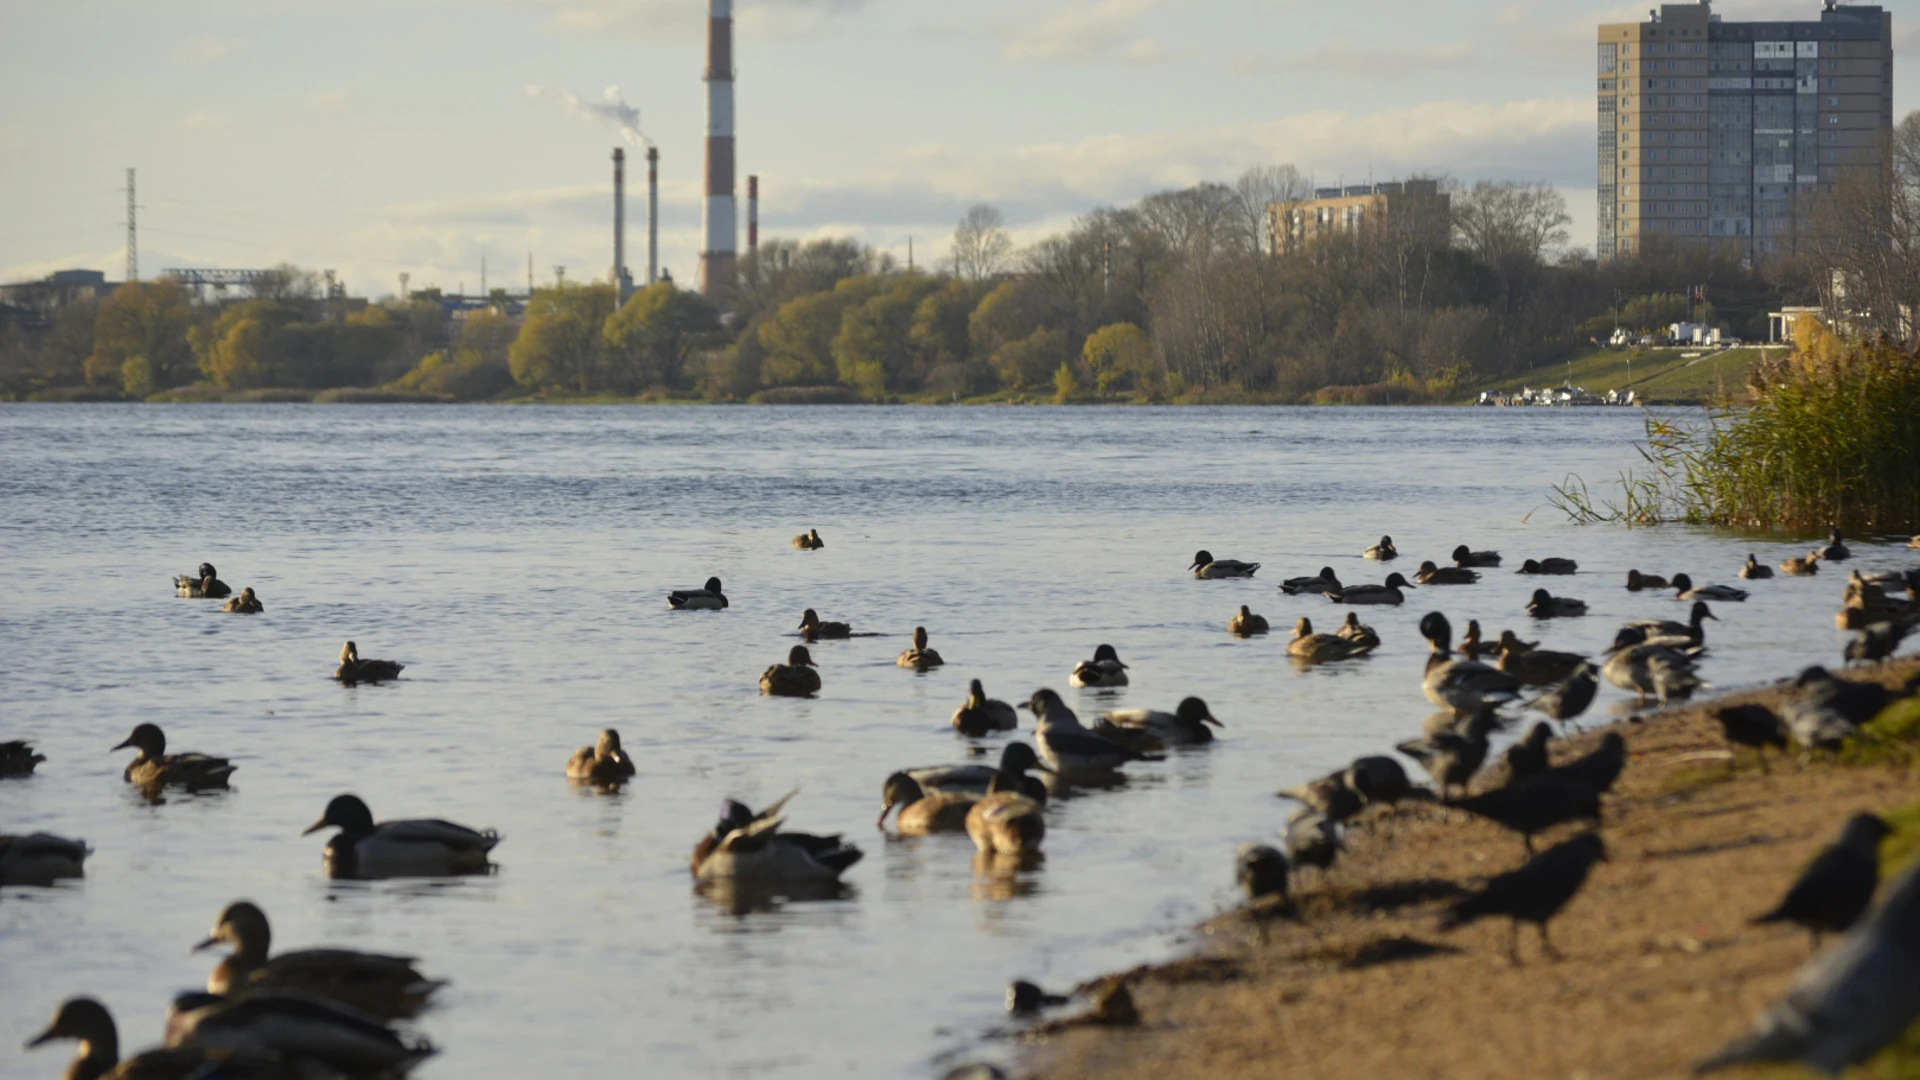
[88,280,195,390]
[907,279,979,381]
[1081,322,1155,396]
[833,274,940,399]
[758,277,880,387]
[197,305,276,388]
[603,283,721,393]
[1053,361,1078,404]
[968,280,1055,388]
[990,328,1068,392]
[508,284,617,393]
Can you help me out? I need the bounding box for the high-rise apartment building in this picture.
[1598,1,1891,259]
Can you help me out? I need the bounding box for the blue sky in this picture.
[2,0,1912,297]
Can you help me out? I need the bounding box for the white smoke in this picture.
[525,83,652,148]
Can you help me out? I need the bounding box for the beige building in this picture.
[1269,179,1450,254]
[1599,1,1892,259]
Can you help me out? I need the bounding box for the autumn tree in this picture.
[1081,322,1156,396]
[508,283,617,393]
[88,280,195,393]
[833,274,940,399]
[603,283,722,393]
[951,204,1014,282]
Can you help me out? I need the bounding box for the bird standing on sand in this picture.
[1845,620,1911,665]
[1438,832,1606,965]
[1284,811,1343,873]
[1238,843,1290,904]
[1228,605,1270,636]
[1547,731,1628,796]
[1503,722,1552,781]
[1190,550,1260,579]
[1450,774,1601,854]
[1528,663,1598,731]
[1396,712,1497,799]
[1753,813,1892,946]
[1709,704,1789,772]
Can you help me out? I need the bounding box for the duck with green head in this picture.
[302,794,500,879]
[193,900,444,1020]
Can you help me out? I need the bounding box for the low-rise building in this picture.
[1269,179,1451,254]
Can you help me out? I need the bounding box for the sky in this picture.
[2,0,1914,299]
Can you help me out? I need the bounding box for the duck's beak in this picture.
[191,933,224,953]
[300,818,330,836]
[1017,701,1032,712]
[1705,611,1720,621]
[1201,714,1225,728]
[25,1026,60,1049]
[110,737,134,751]
[875,801,895,828]
[1032,761,1057,775]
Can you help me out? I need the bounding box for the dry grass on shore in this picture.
[1020,658,1920,1080]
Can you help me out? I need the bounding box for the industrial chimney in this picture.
[698,0,737,301]
[647,146,660,286]
[748,175,759,257]
[613,147,632,301]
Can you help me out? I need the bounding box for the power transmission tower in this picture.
[125,168,138,281]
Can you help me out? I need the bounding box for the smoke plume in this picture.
[525,84,652,148]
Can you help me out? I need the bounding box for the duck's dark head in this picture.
[1670,573,1695,594]
[1091,643,1124,666]
[1293,617,1313,639]
[798,608,819,629]
[704,577,723,594]
[1521,559,1542,573]
[1608,626,1646,653]
[1318,567,1338,581]
[1690,600,1718,624]
[998,741,1051,775]
[1190,550,1213,570]
[1418,611,1452,650]
[596,728,626,758]
[111,722,166,758]
[199,563,218,580]
[712,798,755,839]
[1419,560,1439,574]
[968,678,987,700]
[1450,545,1472,563]
[1843,812,1893,849]
[877,772,924,825]
[1529,588,1553,606]
[303,794,376,837]
[1384,573,1414,590]
[1019,689,1064,718]
[26,996,117,1053]
[195,900,270,956]
[788,645,815,667]
[1378,536,1394,547]
[1829,525,1844,543]
[912,626,930,650]
[1176,697,1222,728]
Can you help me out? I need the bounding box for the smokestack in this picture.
[648,147,659,286]
[748,175,759,256]
[699,0,737,301]
[613,147,630,301]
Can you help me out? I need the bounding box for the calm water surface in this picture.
[1,405,1908,1078]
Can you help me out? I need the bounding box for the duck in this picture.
[112,723,236,790]
[951,679,1019,736]
[1363,535,1398,560]
[797,608,851,639]
[1458,620,1497,659]
[334,641,403,684]
[566,728,637,783]
[887,743,1052,805]
[1395,712,1498,798]
[1670,573,1748,602]
[760,645,822,697]
[1068,643,1128,687]
[1288,617,1376,662]
[0,832,89,885]
[1602,642,1703,703]
[1452,544,1502,568]
[1228,605,1270,636]
[174,562,233,599]
[965,785,1046,856]
[1528,662,1598,731]
[1279,567,1341,595]
[1335,612,1380,648]
[690,792,863,882]
[1190,549,1260,579]
[875,774,979,833]
[222,587,263,613]
[28,997,295,1080]
[1517,558,1578,575]
[194,901,443,1019]
[792,528,824,550]
[1779,552,1820,576]
[1419,612,1523,718]
[1497,642,1590,687]
[1624,600,1717,645]
[302,794,500,879]
[668,577,728,610]
[1497,629,1540,654]
[1,738,46,777]
[1626,569,1671,592]
[1819,525,1851,561]
[1326,572,1415,606]
[1023,689,1158,779]
[1416,560,1480,585]
[897,626,945,670]
[1526,588,1588,618]
[165,991,435,1075]
[1092,697,1223,751]
[1741,553,1776,579]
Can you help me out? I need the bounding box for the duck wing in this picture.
[378,818,500,852]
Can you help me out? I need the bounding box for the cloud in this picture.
[525,84,650,148]
[174,37,244,64]
[0,125,23,156]
[520,0,870,42]
[181,109,229,131]
[998,0,1169,66]
[306,88,351,111]
[1236,40,1479,78]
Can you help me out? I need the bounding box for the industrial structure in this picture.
[699,0,737,301]
[613,148,631,301]
[1268,180,1451,253]
[647,146,660,286]
[1597,1,1893,259]
[748,174,759,256]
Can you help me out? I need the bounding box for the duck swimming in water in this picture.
[1336,612,1380,648]
[668,577,728,610]
[952,679,1019,735]
[1289,617,1376,662]
[1623,600,1717,646]
[1417,560,1481,585]
[194,900,444,1019]
[966,780,1046,856]
[1190,550,1260,579]
[166,991,435,1075]
[797,608,851,639]
[883,743,1052,808]
[875,773,979,833]
[1,739,45,777]
[1779,552,1820,576]
[1517,558,1578,575]
[334,641,403,684]
[1419,612,1523,718]
[1819,526,1851,561]
[1069,643,1129,687]
[1741,554,1775,580]
[1626,569,1671,592]
[28,997,294,1080]
[792,528,824,550]
[566,728,637,783]
[0,831,89,885]
[690,792,863,883]
[302,794,500,879]
[1280,567,1341,595]
[1024,689,1159,779]
[1670,573,1749,602]
[1364,535,1398,560]
[113,723,236,790]
[1093,697,1223,751]
[1527,588,1589,618]
[1327,573,1415,606]
[1452,544,1502,568]
[760,645,822,697]
[1228,605,1270,637]
[1498,641,1590,687]
[174,562,233,599]
[897,626,944,670]
[222,587,263,613]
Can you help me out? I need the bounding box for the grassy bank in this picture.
[1022,658,1920,1080]
[1469,345,1781,405]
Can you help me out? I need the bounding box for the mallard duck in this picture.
[760,645,821,697]
[1228,605,1269,637]
[1023,689,1159,778]
[1497,629,1540,654]
[889,743,1051,805]
[1741,554,1776,579]
[690,792,863,882]
[1498,642,1590,687]
[1,738,45,777]
[1068,643,1128,687]
[112,723,235,790]
[1458,619,1495,659]
[222,587,263,613]
[1527,588,1588,618]
[1416,560,1481,585]
[174,562,233,599]
[1602,642,1702,703]
[1395,712,1498,798]
[334,641,403,684]
[566,728,636,783]
[1363,535,1398,560]
[1780,552,1820,576]
[194,901,443,1019]
[668,576,728,610]
[792,528,824,550]
[1670,573,1748,602]
[1284,809,1345,871]
[1528,662,1598,730]
[1190,549,1260,579]
[1327,572,1415,606]
[0,831,89,885]
[166,991,435,1075]
[1819,525,1851,561]
[1624,600,1717,645]
[29,997,296,1080]
[951,679,1018,736]
[1335,612,1380,648]
[1844,570,1903,608]
[1419,612,1522,717]
[875,773,978,833]
[897,626,944,669]
[1452,544,1501,568]
[1625,569,1671,591]
[1279,567,1341,595]
[1517,558,1578,575]
[1093,697,1223,751]
[302,794,499,879]
[797,608,851,639]
[1289,617,1375,662]
[965,789,1045,856]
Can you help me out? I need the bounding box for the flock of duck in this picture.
[5,528,1920,1080]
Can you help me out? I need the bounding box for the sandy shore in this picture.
[1019,657,1920,1080]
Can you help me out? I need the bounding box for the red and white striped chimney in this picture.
[698,0,736,300]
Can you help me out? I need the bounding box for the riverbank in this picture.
[1468,345,1781,407]
[1019,657,1920,1080]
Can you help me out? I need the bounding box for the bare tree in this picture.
[951,204,1014,283]
[1802,112,1920,342]
[1231,165,1308,255]
[1453,181,1572,267]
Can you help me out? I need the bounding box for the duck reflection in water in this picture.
[697,878,857,916]
[970,851,1044,903]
